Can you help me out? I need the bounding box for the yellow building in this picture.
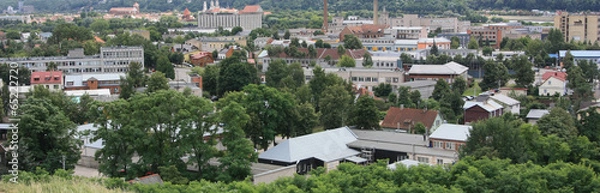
[554,12,600,43]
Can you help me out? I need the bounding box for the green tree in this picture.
[217,56,259,97]
[146,72,170,93]
[432,79,451,101]
[293,102,319,136]
[396,86,414,107]
[513,55,535,88]
[16,98,80,173]
[480,59,509,91]
[203,65,220,96]
[451,36,461,49]
[90,19,110,33]
[482,46,493,56]
[284,30,291,39]
[265,59,289,88]
[337,45,346,56]
[212,50,219,60]
[217,102,257,182]
[373,83,392,98]
[451,77,468,95]
[156,55,175,79]
[563,50,574,70]
[338,55,356,67]
[536,107,577,140]
[468,37,479,50]
[349,96,381,130]
[431,41,439,56]
[343,34,363,49]
[567,66,594,104]
[362,52,373,67]
[439,91,464,123]
[320,85,352,129]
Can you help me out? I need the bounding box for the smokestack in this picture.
[373,0,378,25]
[323,0,328,32]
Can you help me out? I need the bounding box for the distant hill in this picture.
[0,0,596,14]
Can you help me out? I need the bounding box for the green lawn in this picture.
[463,81,482,96]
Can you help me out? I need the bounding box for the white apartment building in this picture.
[304,67,405,91]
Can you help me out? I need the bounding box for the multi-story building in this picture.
[339,24,389,41]
[262,48,368,72]
[197,1,263,30]
[467,28,503,49]
[554,12,600,43]
[197,36,247,52]
[0,46,144,74]
[30,71,63,91]
[64,73,125,95]
[303,67,405,91]
[389,27,427,39]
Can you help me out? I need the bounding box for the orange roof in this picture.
[183,8,191,16]
[542,71,567,81]
[31,71,63,85]
[381,107,440,130]
[94,36,105,43]
[240,5,262,13]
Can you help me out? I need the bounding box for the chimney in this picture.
[323,0,328,32]
[373,0,378,25]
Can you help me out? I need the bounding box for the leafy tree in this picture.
[320,85,352,129]
[308,45,317,59]
[287,62,306,89]
[577,107,600,142]
[410,90,422,106]
[563,50,574,70]
[480,60,509,91]
[462,116,529,163]
[337,45,346,56]
[432,79,451,101]
[309,66,344,111]
[283,30,291,39]
[439,91,464,123]
[400,53,413,64]
[217,56,258,97]
[578,60,600,83]
[414,122,426,134]
[156,55,175,79]
[536,107,577,140]
[430,41,439,56]
[90,19,110,33]
[146,72,170,93]
[338,55,356,67]
[482,46,493,56]
[467,37,479,50]
[396,86,414,107]
[451,77,468,95]
[203,65,220,96]
[512,55,535,88]
[567,66,594,104]
[15,98,80,173]
[373,83,392,98]
[265,59,288,88]
[293,102,319,136]
[349,96,381,130]
[212,50,219,60]
[362,52,373,67]
[217,102,257,182]
[231,26,243,35]
[451,36,460,49]
[343,34,363,49]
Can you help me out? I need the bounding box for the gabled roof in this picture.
[381,107,440,129]
[526,109,549,119]
[240,5,263,13]
[428,124,471,142]
[408,61,468,75]
[463,100,503,112]
[64,73,125,87]
[542,71,567,81]
[490,94,520,106]
[258,127,360,163]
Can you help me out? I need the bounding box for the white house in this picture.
[538,71,567,96]
[490,94,521,115]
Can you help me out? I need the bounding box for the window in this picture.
[548,81,551,85]
[437,159,444,165]
[53,85,59,89]
[393,78,399,83]
[433,141,443,148]
[417,157,429,163]
[446,142,454,150]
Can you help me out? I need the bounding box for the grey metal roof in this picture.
[345,156,368,163]
[258,127,360,163]
[463,100,503,112]
[351,129,428,146]
[428,124,471,142]
[490,94,520,106]
[347,140,456,158]
[408,62,468,75]
[526,109,549,119]
[64,73,125,87]
[398,80,437,88]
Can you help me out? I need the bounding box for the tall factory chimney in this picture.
[373,0,378,25]
[323,0,328,32]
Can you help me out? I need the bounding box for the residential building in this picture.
[109,2,139,16]
[417,37,451,49]
[428,124,471,152]
[303,67,404,91]
[197,2,263,30]
[554,12,600,43]
[436,33,470,49]
[30,71,63,91]
[407,61,469,83]
[190,74,203,89]
[467,28,503,49]
[386,14,466,33]
[389,27,427,39]
[262,48,368,71]
[397,80,437,99]
[0,15,30,23]
[539,71,568,96]
[380,107,443,133]
[197,36,247,52]
[339,24,389,41]
[463,95,504,124]
[0,46,144,74]
[490,94,521,115]
[64,73,125,95]
[129,30,150,40]
[190,52,213,67]
[253,37,273,50]
[526,109,549,124]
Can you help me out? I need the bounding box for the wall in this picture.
[253,164,297,185]
[539,77,566,96]
[464,105,490,124]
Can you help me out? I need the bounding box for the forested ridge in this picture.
[0,0,596,14]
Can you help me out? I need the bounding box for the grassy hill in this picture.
[0,177,130,193]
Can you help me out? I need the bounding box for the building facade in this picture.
[554,12,600,43]
[64,73,125,95]
[0,46,144,74]
[197,1,263,30]
[30,71,63,91]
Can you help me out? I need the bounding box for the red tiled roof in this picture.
[191,52,211,60]
[183,8,191,16]
[381,107,440,130]
[31,71,63,85]
[240,5,262,13]
[542,71,567,81]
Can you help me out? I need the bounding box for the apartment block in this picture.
[554,12,600,43]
